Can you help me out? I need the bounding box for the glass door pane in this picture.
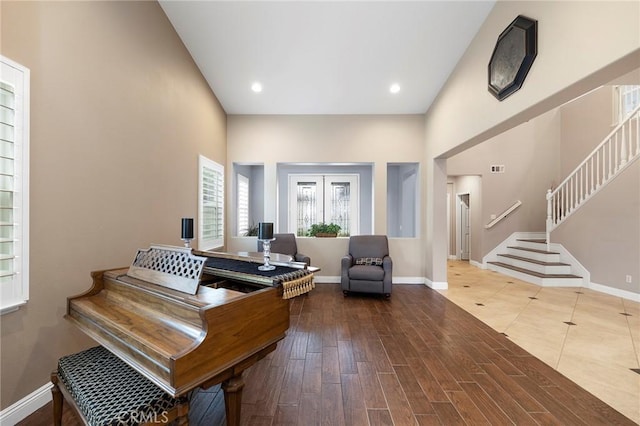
[325,175,358,236]
[289,175,323,236]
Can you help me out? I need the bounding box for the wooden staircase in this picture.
[487,238,584,286]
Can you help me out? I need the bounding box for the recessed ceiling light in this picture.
[251,82,263,93]
[389,83,401,94]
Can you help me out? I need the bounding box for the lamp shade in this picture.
[181,218,194,240]
[258,222,273,240]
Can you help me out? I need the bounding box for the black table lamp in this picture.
[181,218,194,248]
[257,222,275,271]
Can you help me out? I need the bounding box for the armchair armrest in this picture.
[340,255,353,289]
[382,255,392,273]
[295,253,311,266]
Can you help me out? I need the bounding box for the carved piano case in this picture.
[65,245,315,424]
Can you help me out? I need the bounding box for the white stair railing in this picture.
[485,200,522,229]
[546,104,640,247]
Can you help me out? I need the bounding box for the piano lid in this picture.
[127,245,206,295]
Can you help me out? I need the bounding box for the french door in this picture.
[288,174,359,237]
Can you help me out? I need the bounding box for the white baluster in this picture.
[589,153,597,195]
[568,176,572,213]
[577,170,580,205]
[636,111,640,156]
[608,138,613,179]
[546,189,552,231]
[560,187,563,222]
[571,175,575,213]
[580,166,584,202]
[615,133,620,172]
[596,149,600,188]
[621,123,628,166]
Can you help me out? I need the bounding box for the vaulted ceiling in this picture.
[159,1,495,115]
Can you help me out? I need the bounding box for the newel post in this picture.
[546,189,553,250]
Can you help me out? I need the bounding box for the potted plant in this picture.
[243,223,259,237]
[307,222,341,237]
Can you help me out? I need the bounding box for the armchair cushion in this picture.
[349,264,385,281]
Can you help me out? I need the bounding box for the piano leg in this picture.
[222,373,245,426]
[50,372,63,426]
[175,398,190,426]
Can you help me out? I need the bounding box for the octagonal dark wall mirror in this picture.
[488,15,538,101]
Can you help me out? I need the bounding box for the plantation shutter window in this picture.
[0,56,29,315]
[237,174,249,236]
[199,156,224,250]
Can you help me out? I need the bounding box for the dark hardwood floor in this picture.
[20,284,635,425]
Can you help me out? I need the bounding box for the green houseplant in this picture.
[307,222,341,237]
[243,223,259,237]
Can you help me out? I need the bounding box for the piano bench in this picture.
[51,346,189,425]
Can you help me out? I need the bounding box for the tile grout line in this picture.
[621,298,640,369]
[555,288,583,370]
[501,284,543,336]
[477,277,512,308]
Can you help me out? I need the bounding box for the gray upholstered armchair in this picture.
[341,235,392,297]
[258,233,311,266]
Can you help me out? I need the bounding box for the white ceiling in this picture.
[159,1,495,115]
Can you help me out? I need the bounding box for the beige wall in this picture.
[226,115,425,279]
[423,1,640,284]
[560,86,615,176]
[554,162,639,293]
[0,1,226,409]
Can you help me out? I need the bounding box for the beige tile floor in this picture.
[439,260,640,424]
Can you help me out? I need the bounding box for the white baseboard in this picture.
[425,278,448,290]
[469,259,484,269]
[448,255,458,260]
[314,276,340,283]
[314,276,426,285]
[589,281,640,302]
[392,277,424,284]
[0,382,52,425]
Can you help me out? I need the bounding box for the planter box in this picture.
[315,233,338,238]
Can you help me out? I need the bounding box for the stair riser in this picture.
[506,247,561,263]
[516,240,548,250]
[487,263,583,287]
[497,257,572,275]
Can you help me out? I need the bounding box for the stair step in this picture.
[497,254,568,266]
[496,254,572,275]
[507,246,559,255]
[506,246,561,263]
[512,238,551,251]
[487,261,581,279]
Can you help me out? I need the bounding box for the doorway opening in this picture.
[457,193,470,261]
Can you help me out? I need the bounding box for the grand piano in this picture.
[65,245,315,425]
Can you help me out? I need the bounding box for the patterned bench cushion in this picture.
[57,346,181,426]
